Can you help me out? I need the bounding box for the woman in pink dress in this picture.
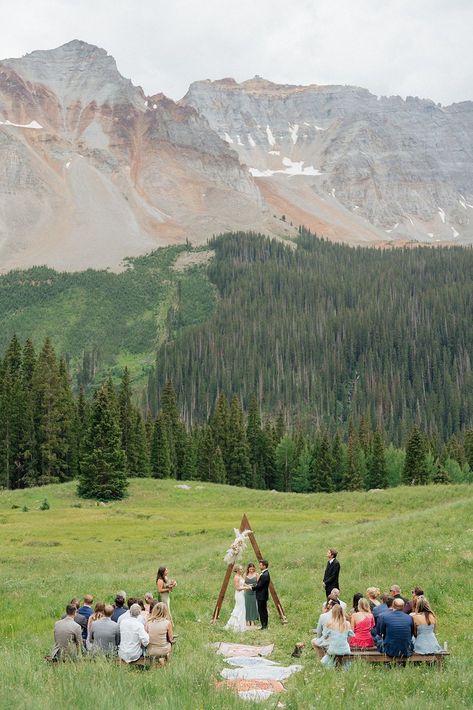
[349,597,375,648]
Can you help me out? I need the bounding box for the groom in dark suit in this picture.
[322,548,340,598]
[252,560,270,629]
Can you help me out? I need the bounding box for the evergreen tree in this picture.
[366,430,388,489]
[402,426,430,485]
[119,367,134,472]
[331,432,345,491]
[210,392,230,468]
[78,385,128,500]
[128,409,151,476]
[343,421,364,490]
[182,431,198,480]
[211,445,227,484]
[309,434,333,492]
[261,422,278,489]
[275,434,298,491]
[464,428,473,472]
[32,338,73,484]
[226,396,251,486]
[292,445,311,493]
[150,412,172,478]
[196,426,215,482]
[246,396,266,488]
[432,458,451,484]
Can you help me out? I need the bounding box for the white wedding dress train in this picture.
[225,581,247,632]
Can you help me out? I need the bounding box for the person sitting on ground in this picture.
[319,604,354,668]
[147,602,173,662]
[143,592,154,614]
[403,586,424,614]
[389,584,409,605]
[51,604,83,661]
[321,588,347,611]
[312,599,340,650]
[62,598,87,634]
[411,596,442,654]
[349,598,375,648]
[89,604,120,655]
[118,603,149,663]
[366,587,381,610]
[379,598,414,658]
[111,594,128,623]
[86,602,105,649]
[371,595,394,650]
[78,595,94,640]
[348,593,363,618]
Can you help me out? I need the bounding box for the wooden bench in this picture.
[314,646,448,669]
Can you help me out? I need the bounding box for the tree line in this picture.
[1,335,472,499]
[151,230,473,444]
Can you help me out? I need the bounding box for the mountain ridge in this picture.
[1,40,472,272]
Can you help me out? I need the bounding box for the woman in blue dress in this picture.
[320,604,354,668]
[412,596,442,653]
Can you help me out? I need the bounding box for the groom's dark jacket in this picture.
[323,558,340,594]
[253,569,270,601]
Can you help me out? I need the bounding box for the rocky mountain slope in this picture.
[182,77,473,245]
[1,41,472,271]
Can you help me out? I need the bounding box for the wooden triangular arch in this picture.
[211,514,287,624]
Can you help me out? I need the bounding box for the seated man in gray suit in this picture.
[90,604,120,655]
[51,604,83,660]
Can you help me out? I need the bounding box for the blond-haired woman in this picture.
[366,587,381,610]
[86,602,105,650]
[320,604,354,668]
[349,598,375,648]
[224,565,247,632]
[147,602,173,661]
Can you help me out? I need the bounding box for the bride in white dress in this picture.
[225,565,248,632]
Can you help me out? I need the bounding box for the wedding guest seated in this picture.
[62,598,87,635]
[372,594,393,622]
[348,593,363,618]
[379,598,414,657]
[147,602,173,662]
[319,605,354,668]
[143,592,154,614]
[89,604,120,655]
[118,604,149,663]
[78,595,94,640]
[412,596,442,654]
[349,598,375,648]
[111,594,128,623]
[117,598,145,626]
[51,604,83,661]
[86,603,105,649]
[324,588,347,611]
[404,586,424,614]
[366,587,381,610]
[312,599,339,650]
[389,584,409,604]
[371,595,394,650]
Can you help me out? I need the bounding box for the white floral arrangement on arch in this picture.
[224,528,253,565]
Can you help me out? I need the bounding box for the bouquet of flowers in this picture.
[224,528,253,565]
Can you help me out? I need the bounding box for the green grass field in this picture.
[1,480,472,709]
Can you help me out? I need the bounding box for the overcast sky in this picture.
[2,0,472,105]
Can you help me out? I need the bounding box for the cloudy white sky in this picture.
[2,0,472,105]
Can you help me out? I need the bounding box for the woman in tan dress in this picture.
[146,602,173,662]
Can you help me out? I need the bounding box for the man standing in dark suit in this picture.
[252,560,270,629]
[322,548,340,598]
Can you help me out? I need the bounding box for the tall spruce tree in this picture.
[210,392,230,469]
[78,385,128,500]
[275,435,298,491]
[246,396,266,488]
[366,430,388,489]
[226,396,252,486]
[464,428,473,472]
[119,367,134,472]
[128,409,151,477]
[402,426,430,485]
[150,412,172,479]
[331,432,345,491]
[343,421,364,490]
[292,445,311,493]
[309,434,333,492]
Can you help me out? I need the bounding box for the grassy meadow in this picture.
[0,480,472,710]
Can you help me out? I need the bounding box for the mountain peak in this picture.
[1,39,144,108]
